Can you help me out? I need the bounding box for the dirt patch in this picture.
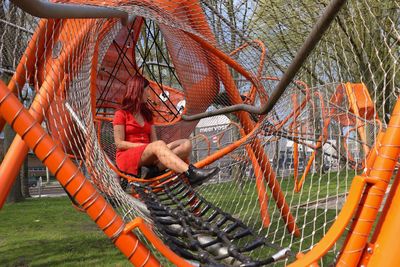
[297,193,348,210]
[297,185,391,210]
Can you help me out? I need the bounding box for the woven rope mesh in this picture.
[0,2,37,77]
[1,0,399,266]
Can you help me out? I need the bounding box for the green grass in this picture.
[0,197,130,267]
[198,170,357,265]
[0,170,357,266]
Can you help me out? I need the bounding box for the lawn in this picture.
[0,197,130,267]
[198,170,357,265]
[0,170,356,266]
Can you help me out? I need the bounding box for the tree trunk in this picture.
[21,155,30,198]
[4,124,24,203]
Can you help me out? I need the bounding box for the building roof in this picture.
[196,115,231,128]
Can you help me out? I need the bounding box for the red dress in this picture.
[112,109,152,176]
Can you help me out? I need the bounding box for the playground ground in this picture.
[0,171,356,266]
[0,197,130,267]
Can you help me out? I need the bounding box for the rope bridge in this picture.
[134,179,292,266]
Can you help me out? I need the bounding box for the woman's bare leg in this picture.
[168,139,191,159]
[139,140,188,173]
[155,139,192,170]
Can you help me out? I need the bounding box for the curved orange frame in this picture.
[216,122,247,162]
[230,39,268,104]
[342,119,382,168]
[191,133,211,157]
[92,6,299,235]
[290,97,400,266]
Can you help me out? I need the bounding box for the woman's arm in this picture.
[150,125,157,142]
[113,125,146,150]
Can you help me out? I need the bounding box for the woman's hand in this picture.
[120,142,148,150]
[114,124,146,150]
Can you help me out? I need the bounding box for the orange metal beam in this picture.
[293,142,299,184]
[337,97,400,266]
[288,176,366,266]
[0,20,95,207]
[246,145,271,228]
[230,39,268,104]
[230,122,271,228]
[123,218,193,267]
[295,92,331,192]
[364,170,400,266]
[250,137,300,236]
[344,83,370,158]
[0,19,60,132]
[291,94,300,186]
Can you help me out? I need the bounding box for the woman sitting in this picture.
[113,74,219,185]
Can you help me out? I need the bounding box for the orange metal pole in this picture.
[293,142,299,183]
[230,39,268,104]
[295,252,320,267]
[345,82,370,158]
[291,94,300,186]
[295,150,316,192]
[363,170,400,266]
[337,97,400,266]
[0,19,59,132]
[228,124,271,228]
[0,134,28,207]
[295,92,331,192]
[0,80,164,266]
[288,176,367,267]
[0,20,95,208]
[251,138,300,236]
[246,146,271,227]
[273,88,311,131]
[363,131,384,176]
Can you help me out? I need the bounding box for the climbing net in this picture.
[1,0,399,266]
[0,3,37,78]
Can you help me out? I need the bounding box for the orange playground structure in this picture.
[0,0,399,266]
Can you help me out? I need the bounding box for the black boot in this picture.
[185,164,219,186]
[140,166,163,179]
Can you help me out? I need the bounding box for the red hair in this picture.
[121,75,153,122]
